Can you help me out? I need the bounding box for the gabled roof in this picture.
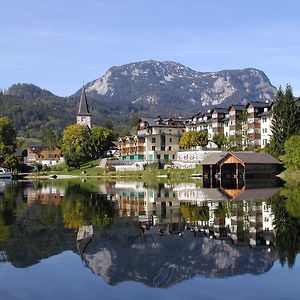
[201,152,226,165]
[77,87,90,116]
[229,152,280,164]
[202,152,281,165]
[245,101,269,108]
[228,105,244,111]
[211,107,227,114]
[138,117,185,127]
[232,188,280,201]
[28,141,47,148]
[259,110,272,117]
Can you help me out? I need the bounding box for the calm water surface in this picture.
[0,179,299,300]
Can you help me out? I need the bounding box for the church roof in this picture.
[78,88,90,116]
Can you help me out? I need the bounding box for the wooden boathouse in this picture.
[201,152,281,181]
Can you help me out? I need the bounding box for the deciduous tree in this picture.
[179,130,208,149]
[281,135,300,170]
[62,124,90,168]
[212,133,227,148]
[89,126,116,159]
[0,116,17,158]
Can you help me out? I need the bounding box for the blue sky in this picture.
[1,0,299,96]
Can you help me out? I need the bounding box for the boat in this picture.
[0,168,12,179]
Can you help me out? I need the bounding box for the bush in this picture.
[281,135,300,170]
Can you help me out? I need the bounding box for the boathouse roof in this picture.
[201,152,280,165]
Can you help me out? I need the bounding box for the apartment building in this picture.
[245,102,269,148]
[260,106,273,148]
[117,117,185,162]
[186,101,272,149]
[117,136,146,161]
[227,105,244,142]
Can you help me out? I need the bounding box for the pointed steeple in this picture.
[77,87,91,129]
[77,87,90,116]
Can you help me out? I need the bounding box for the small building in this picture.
[26,142,63,166]
[202,152,281,181]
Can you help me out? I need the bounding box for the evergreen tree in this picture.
[269,85,300,157]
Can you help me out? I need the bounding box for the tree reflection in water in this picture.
[0,179,300,286]
[269,180,300,268]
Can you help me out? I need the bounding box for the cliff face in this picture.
[80,60,276,115]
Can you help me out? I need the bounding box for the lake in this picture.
[0,178,299,300]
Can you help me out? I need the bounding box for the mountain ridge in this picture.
[78,60,276,113]
[0,60,277,137]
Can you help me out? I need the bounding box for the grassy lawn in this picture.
[31,159,203,182]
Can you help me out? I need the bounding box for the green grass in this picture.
[34,160,203,183]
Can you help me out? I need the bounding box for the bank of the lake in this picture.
[25,162,203,182]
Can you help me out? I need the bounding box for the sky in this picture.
[1,0,300,96]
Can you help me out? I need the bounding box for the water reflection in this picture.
[0,178,300,288]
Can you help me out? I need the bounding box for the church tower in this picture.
[77,87,91,129]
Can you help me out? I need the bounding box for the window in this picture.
[157,154,161,159]
[161,146,165,151]
[262,117,267,123]
[168,146,172,150]
[152,146,156,151]
[169,138,172,142]
[151,137,156,143]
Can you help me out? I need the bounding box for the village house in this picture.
[26,142,63,166]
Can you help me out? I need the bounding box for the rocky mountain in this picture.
[80,60,277,115]
[1,60,277,137]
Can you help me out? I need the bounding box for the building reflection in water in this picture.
[1,178,296,288]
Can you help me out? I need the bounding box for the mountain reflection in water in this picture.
[81,220,276,288]
[0,178,300,288]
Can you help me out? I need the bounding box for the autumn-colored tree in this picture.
[61,124,91,168]
[179,130,208,148]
